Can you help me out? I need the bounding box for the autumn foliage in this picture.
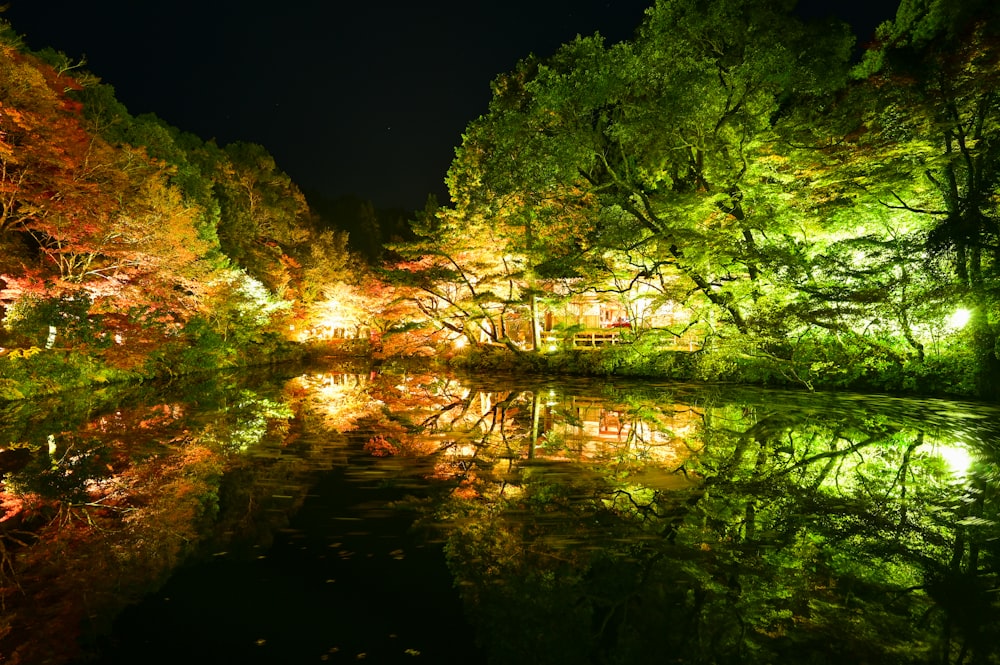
[0,25,366,389]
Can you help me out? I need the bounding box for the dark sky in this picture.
[7,1,900,212]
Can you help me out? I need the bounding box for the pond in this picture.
[1,361,998,664]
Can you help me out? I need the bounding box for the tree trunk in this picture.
[530,293,540,351]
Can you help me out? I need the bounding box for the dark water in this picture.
[96,459,478,664]
[1,363,999,664]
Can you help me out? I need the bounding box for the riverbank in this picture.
[449,341,996,402]
[0,338,309,403]
[1,330,995,406]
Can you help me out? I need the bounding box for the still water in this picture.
[1,361,998,664]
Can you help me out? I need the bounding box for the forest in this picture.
[1,0,999,401]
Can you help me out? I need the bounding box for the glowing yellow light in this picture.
[947,308,972,330]
[453,336,468,349]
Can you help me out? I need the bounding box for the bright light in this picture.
[453,335,468,349]
[936,444,973,478]
[545,389,560,406]
[947,308,972,330]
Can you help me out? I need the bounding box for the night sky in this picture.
[8,1,900,212]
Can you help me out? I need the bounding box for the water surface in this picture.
[1,363,998,664]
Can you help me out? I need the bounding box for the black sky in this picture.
[7,1,900,212]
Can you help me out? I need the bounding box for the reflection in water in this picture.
[413,380,1000,665]
[0,365,998,664]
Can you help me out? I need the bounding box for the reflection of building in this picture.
[536,396,702,467]
[431,387,705,491]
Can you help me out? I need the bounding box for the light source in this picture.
[936,443,972,479]
[947,307,971,330]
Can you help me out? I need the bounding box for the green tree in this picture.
[211,142,311,295]
[448,0,853,339]
[850,0,1000,396]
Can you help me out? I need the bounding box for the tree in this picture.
[821,0,1000,395]
[211,142,311,296]
[0,44,123,275]
[448,0,853,339]
[386,203,535,351]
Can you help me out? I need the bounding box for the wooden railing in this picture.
[541,328,703,351]
[541,330,621,348]
[571,331,621,347]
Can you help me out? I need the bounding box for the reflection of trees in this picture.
[384,378,1000,664]
[3,370,996,664]
[672,407,999,665]
[0,374,306,664]
[286,370,375,433]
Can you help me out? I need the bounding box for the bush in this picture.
[4,294,100,349]
[0,348,127,400]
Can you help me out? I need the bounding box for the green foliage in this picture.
[0,349,126,400]
[0,17,24,49]
[444,0,855,336]
[172,317,233,372]
[197,389,294,454]
[422,374,1000,664]
[4,294,98,348]
[162,306,301,377]
[387,0,1000,399]
[546,322,584,351]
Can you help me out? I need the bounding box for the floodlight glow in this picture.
[937,444,973,478]
[947,308,971,330]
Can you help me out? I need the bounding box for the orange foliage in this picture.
[0,43,230,342]
[364,434,400,457]
[452,479,481,500]
[0,47,122,250]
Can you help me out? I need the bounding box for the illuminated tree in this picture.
[448,0,853,337]
[427,0,1000,394]
[387,203,536,351]
[0,44,124,277]
[847,0,1000,395]
[210,142,311,296]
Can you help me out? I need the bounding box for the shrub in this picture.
[4,294,99,349]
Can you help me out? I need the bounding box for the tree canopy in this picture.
[0,23,366,385]
[1,1,999,400]
[383,0,1000,398]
